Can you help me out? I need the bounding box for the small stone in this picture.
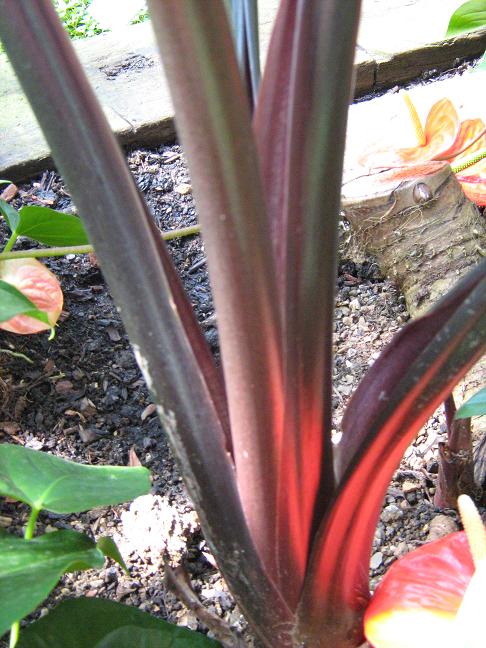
[78,427,99,444]
[426,514,458,542]
[381,504,403,523]
[337,384,353,396]
[55,380,74,395]
[104,567,118,584]
[394,541,409,557]
[402,480,420,494]
[174,182,192,195]
[370,552,383,569]
[106,325,121,342]
[142,436,155,450]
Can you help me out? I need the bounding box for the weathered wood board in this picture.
[1,0,486,181]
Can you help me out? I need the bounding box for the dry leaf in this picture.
[141,403,156,421]
[128,445,142,467]
[0,183,18,202]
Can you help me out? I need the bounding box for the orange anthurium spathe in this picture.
[364,495,486,648]
[0,258,63,334]
[450,121,486,206]
[360,94,486,206]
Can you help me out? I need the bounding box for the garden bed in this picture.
[0,141,463,646]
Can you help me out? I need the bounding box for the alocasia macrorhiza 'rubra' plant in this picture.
[360,94,486,205]
[1,1,486,646]
[365,494,486,648]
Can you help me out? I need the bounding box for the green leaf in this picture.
[0,530,104,638]
[15,206,89,246]
[0,280,50,326]
[95,626,220,648]
[0,198,20,231]
[17,598,222,648]
[445,0,486,37]
[0,444,151,513]
[95,627,181,648]
[455,386,486,418]
[96,536,128,574]
[0,179,12,186]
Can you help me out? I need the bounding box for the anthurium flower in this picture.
[449,121,486,205]
[360,94,486,206]
[0,258,63,334]
[364,495,486,648]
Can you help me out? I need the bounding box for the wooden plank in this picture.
[1,0,485,182]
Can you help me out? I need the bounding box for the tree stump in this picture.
[342,161,486,494]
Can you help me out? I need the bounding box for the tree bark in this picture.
[342,161,486,495]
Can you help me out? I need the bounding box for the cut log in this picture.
[342,161,486,494]
[342,161,486,317]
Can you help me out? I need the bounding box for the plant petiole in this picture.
[0,224,202,261]
[9,622,19,648]
[24,506,40,541]
[9,506,41,646]
[2,233,18,254]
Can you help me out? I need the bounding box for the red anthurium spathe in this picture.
[0,258,63,334]
[364,495,486,648]
[361,94,486,206]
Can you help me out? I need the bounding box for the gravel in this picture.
[0,141,467,647]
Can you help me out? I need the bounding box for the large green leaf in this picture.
[0,530,104,638]
[17,598,221,648]
[95,626,220,648]
[456,386,486,418]
[445,0,486,37]
[0,280,50,326]
[0,198,20,231]
[15,206,89,246]
[96,627,185,648]
[0,444,151,513]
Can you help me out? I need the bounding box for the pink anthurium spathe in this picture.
[364,495,486,648]
[0,258,63,334]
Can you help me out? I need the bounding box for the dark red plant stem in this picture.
[0,3,294,644]
[148,0,284,583]
[434,394,476,508]
[296,268,486,646]
[255,0,362,606]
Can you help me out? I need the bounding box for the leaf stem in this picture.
[9,507,40,646]
[9,623,19,648]
[24,506,39,541]
[2,233,18,254]
[0,224,201,261]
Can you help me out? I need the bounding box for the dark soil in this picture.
[0,142,462,646]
